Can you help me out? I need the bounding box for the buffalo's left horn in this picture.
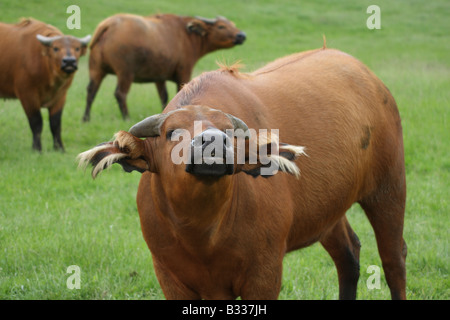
[77,35,91,46]
[129,113,169,138]
[36,34,62,46]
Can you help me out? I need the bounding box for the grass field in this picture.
[0,0,448,300]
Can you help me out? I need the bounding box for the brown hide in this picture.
[0,18,89,151]
[83,14,246,121]
[79,48,407,300]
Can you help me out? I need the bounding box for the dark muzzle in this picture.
[234,32,246,45]
[61,56,78,74]
[185,129,234,177]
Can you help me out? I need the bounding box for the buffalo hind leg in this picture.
[83,71,106,122]
[321,216,361,300]
[19,92,43,151]
[155,81,168,109]
[359,186,407,300]
[114,73,133,120]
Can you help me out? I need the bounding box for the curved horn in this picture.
[36,34,62,46]
[194,16,217,25]
[77,35,91,46]
[129,113,169,138]
[225,113,251,139]
[130,110,250,139]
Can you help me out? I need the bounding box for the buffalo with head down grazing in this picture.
[0,18,90,151]
[79,47,407,300]
[82,13,246,122]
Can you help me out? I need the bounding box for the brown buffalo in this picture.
[0,18,90,151]
[79,47,407,300]
[82,13,246,121]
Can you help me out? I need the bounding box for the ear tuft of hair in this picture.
[270,144,307,178]
[279,144,307,159]
[77,141,125,179]
[245,131,307,179]
[77,130,144,179]
[268,154,301,178]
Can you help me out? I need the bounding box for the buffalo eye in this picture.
[166,129,184,140]
[166,130,175,140]
[75,47,80,52]
[53,47,59,52]
[217,25,226,30]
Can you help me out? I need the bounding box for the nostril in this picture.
[201,134,217,147]
[209,135,216,144]
[195,129,229,151]
[62,57,76,65]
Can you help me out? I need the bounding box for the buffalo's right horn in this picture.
[129,113,169,138]
[225,113,250,139]
[36,34,62,46]
[194,16,217,25]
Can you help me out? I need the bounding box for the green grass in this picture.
[0,0,449,300]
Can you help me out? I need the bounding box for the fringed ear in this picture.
[240,131,306,178]
[77,131,151,179]
[266,143,307,178]
[186,19,207,36]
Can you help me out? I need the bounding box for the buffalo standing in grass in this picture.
[79,47,407,299]
[0,18,90,151]
[82,14,246,121]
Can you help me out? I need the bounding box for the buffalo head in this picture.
[187,16,246,49]
[78,105,306,181]
[37,34,91,74]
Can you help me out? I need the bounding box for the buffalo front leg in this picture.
[20,95,43,152]
[320,216,361,300]
[114,73,133,120]
[49,110,64,151]
[152,259,201,300]
[27,111,43,152]
[48,94,68,151]
[49,107,65,152]
[240,260,283,299]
